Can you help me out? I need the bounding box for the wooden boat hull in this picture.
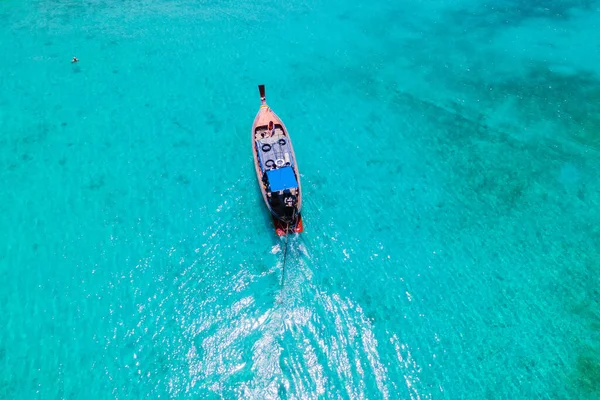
[251,85,303,236]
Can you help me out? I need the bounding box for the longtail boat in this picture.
[251,85,303,236]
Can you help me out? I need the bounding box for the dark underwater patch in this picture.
[488,65,600,149]
[446,0,598,31]
[86,175,105,190]
[573,348,600,396]
[175,174,190,185]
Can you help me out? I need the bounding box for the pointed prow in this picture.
[258,84,267,106]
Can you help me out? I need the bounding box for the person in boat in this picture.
[268,121,275,137]
[71,57,79,63]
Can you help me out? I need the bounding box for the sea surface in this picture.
[1,0,600,398]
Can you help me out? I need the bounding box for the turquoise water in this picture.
[2,0,600,398]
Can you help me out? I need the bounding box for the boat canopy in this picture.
[265,166,298,192]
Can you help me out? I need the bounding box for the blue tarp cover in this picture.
[266,167,298,192]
